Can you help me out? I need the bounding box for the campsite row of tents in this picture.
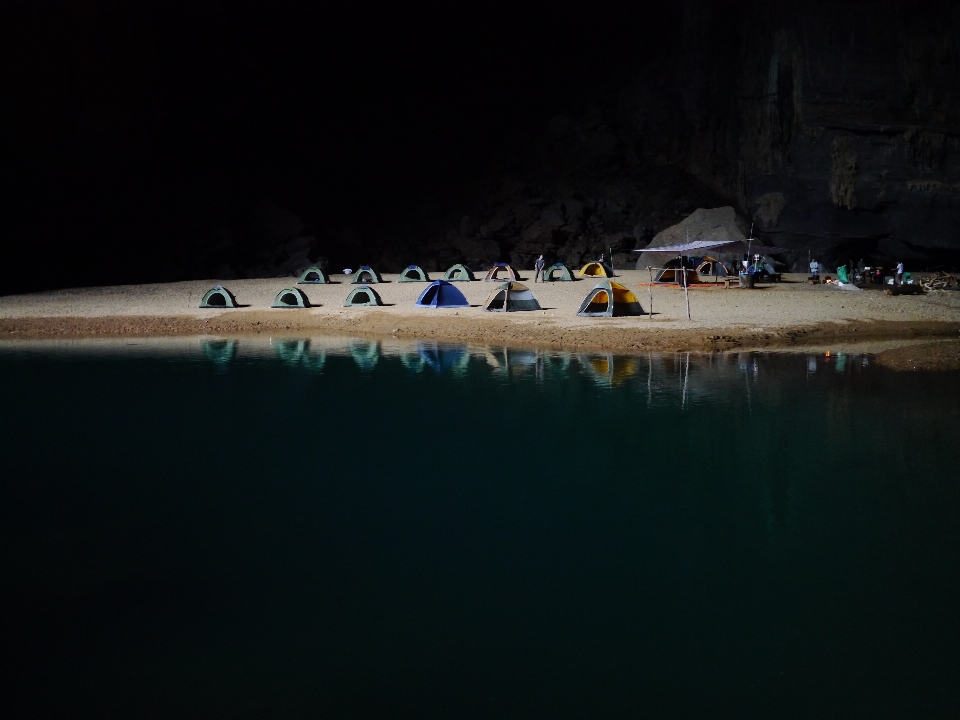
[296,260,617,286]
[200,278,645,317]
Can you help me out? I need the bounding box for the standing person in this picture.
[896,261,904,285]
[534,254,545,283]
[810,258,820,281]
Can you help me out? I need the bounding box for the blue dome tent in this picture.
[415,280,470,308]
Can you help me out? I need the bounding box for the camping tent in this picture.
[695,257,731,277]
[443,264,476,282]
[576,280,645,317]
[351,265,383,284]
[654,258,702,285]
[577,261,615,278]
[399,265,430,282]
[482,282,542,312]
[483,263,519,282]
[343,285,384,307]
[542,263,574,281]
[298,266,329,284]
[415,280,470,308]
[272,287,311,308]
[200,286,239,308]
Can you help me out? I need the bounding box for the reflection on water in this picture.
[185,335,888,400]
[269,338,326,370]
[2,335,959,718]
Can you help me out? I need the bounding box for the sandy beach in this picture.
[3,271,960,357]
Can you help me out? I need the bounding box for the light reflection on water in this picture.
[216,335,877,403]
[1,335,958,718]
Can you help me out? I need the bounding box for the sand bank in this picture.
[3,271,960,356]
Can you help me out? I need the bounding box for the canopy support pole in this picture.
[647,266,654,319]
[681,255,691,320]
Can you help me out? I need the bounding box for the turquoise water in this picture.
[2,338,959,718]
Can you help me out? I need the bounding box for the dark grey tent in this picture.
[200,286,239,308]
[343,285,384,307]
[576,280,645,317]
[483,263,519,282]
[399,265,430,282]
[351,266,383,284]
[272,287,311,308]
[443,264,475,282]
[542,263,574,281]
[482,282,542,312]
[298,266,330,284]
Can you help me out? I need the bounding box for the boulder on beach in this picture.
[634,207,748,271]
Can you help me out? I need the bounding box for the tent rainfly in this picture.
[343,285,384,307]
[695,257,731,277]
[654,259,702,285]
[443,264,476,282]
[576,280,645,317]
[200,286,239,308]
[577,261,615,278]
[542,263,574,281]
[415,280,470,308]
[399,265,430,282]
[272,287,311,308]
[483,263,519,282]
[298,266,330,284]
[351,266,383,284]
[482,282,542,312]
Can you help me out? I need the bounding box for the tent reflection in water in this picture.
[576,280,645,317]
[482,282,542,312]
[415,280,470,308]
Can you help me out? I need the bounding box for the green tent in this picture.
[199,286,239,308]
[542,263,574,281]
[272,287,311,308]
[399,265,430,282]
[351,266,383,284]
[443,264,475,282]
[297,266,329,284]
[343,285,384,307]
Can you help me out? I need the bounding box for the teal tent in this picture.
[272,287,311,308]
[343,285,384,307]
[351,266,383,284]
[399,265,430,282]
[443,264,475,282]
[200,286,239,308]
[298,266,329,284]
[542,263,574,282]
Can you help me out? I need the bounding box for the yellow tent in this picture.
[576,280,644,317]
[577,261,613,278]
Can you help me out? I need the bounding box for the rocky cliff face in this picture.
[5,1,960,294]
[415,0,960,274]
[672,0,960,267]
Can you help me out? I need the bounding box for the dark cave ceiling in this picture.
[3,1,960,293]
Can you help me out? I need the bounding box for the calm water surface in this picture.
[2,337,959,718]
